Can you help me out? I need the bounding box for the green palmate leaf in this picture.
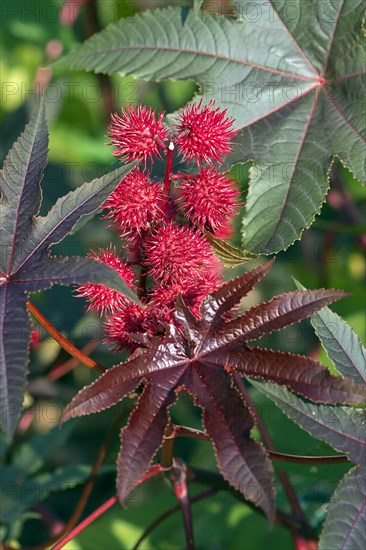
[57,2,365,253]
[204,231,257,267]
[294,280,366,385]
[251,381,366,465]
[0,99,139,439]
[319,466,366,550]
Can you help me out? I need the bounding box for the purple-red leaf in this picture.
[199,260,274,325]
[63,263,361,508]
[0,287,29,438]
[209,289,348,352]
[60,351,148,422]
[187,364,275,520]
[60,332,189,422]
[252,381,366,466]
[214,346,366,404]
[117,368,185,504]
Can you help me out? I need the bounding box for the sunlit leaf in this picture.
[57,2,366,253]
[205,231,257,267]
[295,279,366,385]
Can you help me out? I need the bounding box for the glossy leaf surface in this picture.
[62,262,365,516]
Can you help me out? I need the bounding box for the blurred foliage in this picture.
[0,1,365,548]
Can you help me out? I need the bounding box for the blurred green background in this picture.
[1,1,365,548]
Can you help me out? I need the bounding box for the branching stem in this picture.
[173,425,349,464]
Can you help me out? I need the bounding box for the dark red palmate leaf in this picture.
[117,368,185,504]
[187,364,275,520]
[198,259,274,326]
[207,289,348,353]
[214,346,366,404]
[62,262,366,516]
[60,336,187,422]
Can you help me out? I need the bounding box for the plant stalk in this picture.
[28,301,106,374]
[173,425,349,464]
[51,495,118,550]
[161,422,175,468]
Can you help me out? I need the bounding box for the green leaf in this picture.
[319,466,366,550]
[205,231,257,267]
[294,280,366,385]
[251,381,366,465]
[56,2,366,253]
[1,464,114,523]
[12,423,75,475]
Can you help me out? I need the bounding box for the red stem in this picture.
[175,486,195,550]
[173,425,348,464]
[161,141,175,214]
[28,301,105,374]
[163,142,175,195]
[161,422,175,467]
[48,340,99,380]
[51,495,118,550]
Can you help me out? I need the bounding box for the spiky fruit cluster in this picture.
[109,106,168,164]
[76,247,135,316]
[103,169,162,236]
[76,101,240,350]
[177,167,239,234]
[174,100,238,164]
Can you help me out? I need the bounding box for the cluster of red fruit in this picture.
[77,101,240,349]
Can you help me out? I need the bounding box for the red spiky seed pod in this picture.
[103,303,148,349]
[103,302,171,349]
[75,247,136,316]
[174,100,238,165]
[150,270,221,319]
[143,222,217,285]
[103,169,163,236]
[108,105,168,164]
[177,167,240,234]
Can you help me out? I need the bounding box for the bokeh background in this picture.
[1,1,365,548]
